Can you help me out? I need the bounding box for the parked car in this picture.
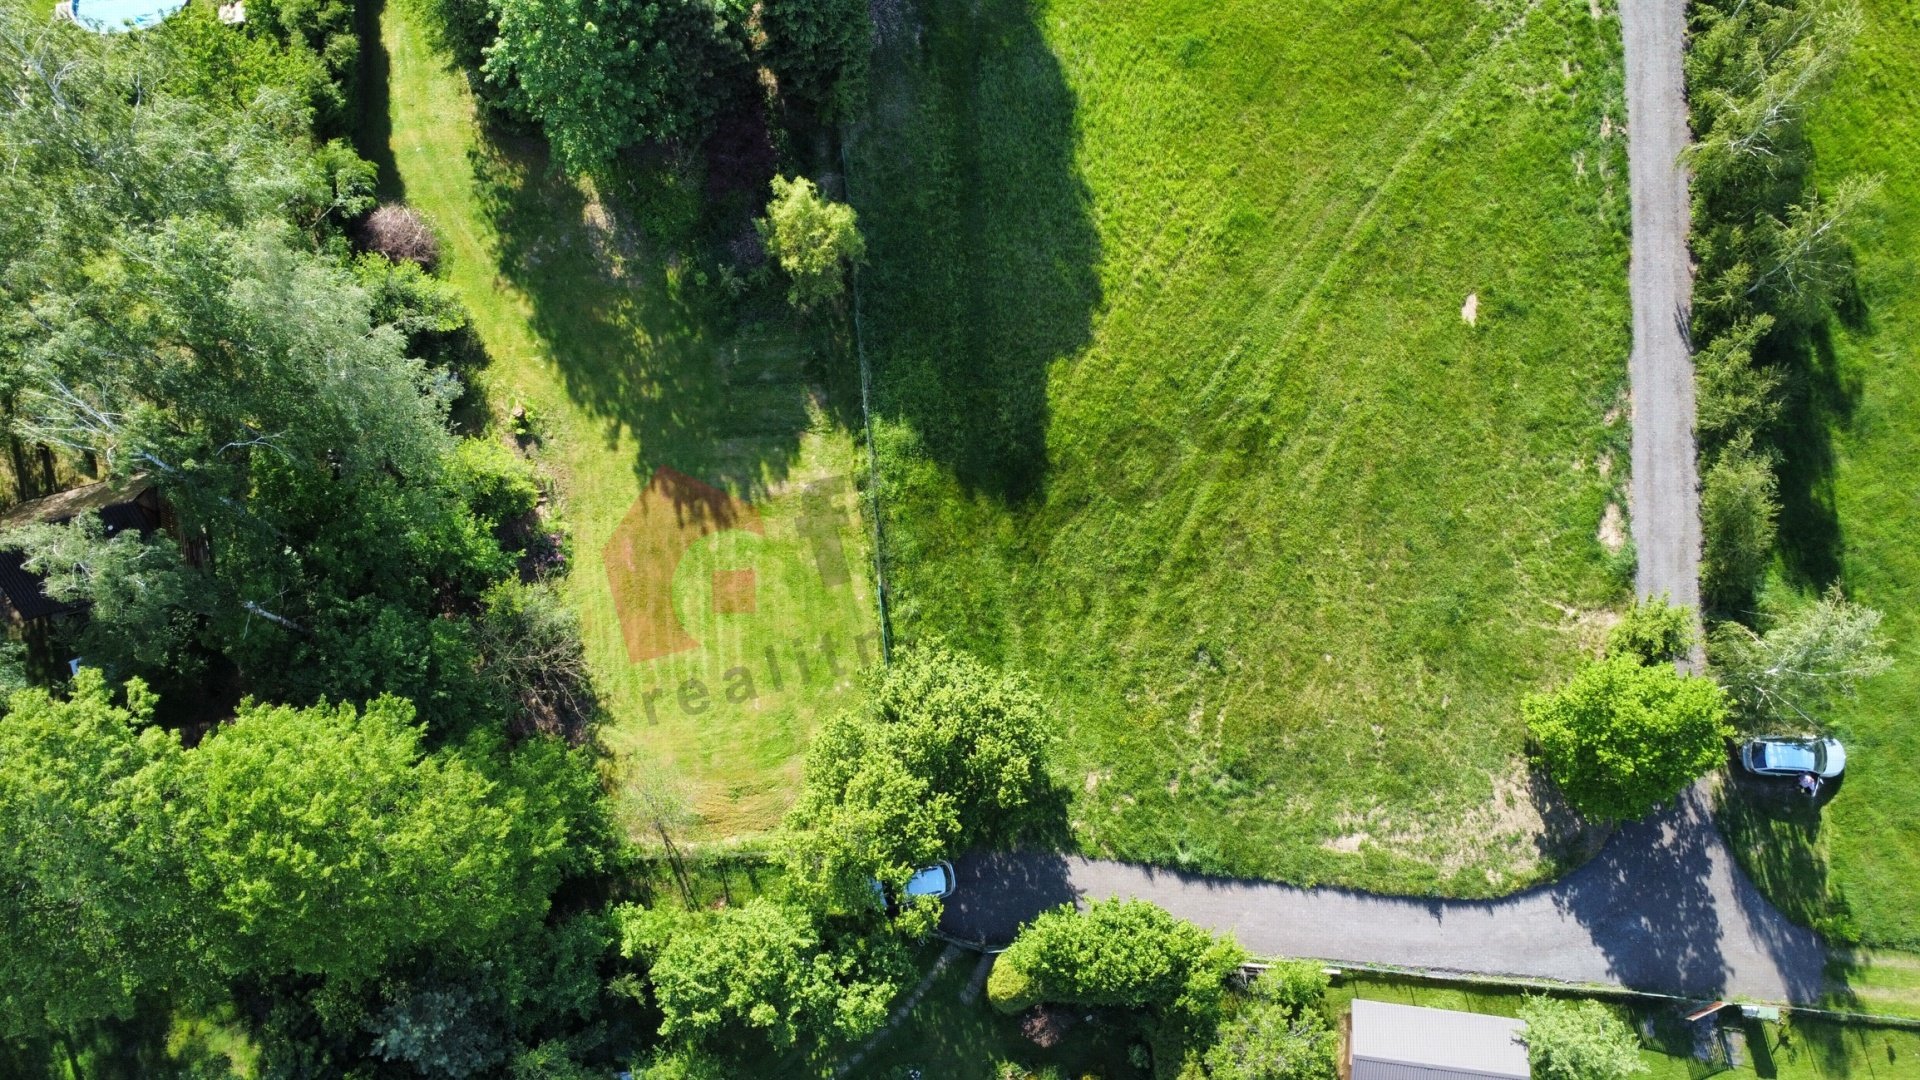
[871,861,957,908]
[1739,736,1847,779]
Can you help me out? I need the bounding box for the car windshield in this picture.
[1812,742,1829,771]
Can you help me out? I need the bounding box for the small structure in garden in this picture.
[1349,999,1530,1080]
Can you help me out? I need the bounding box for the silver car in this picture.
[1740,736,1847,779]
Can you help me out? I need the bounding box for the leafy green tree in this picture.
[1,514,196,677]
[1198,961,1335,1080]
[151,696,590,983]
[987,898,1246,1027]
[1687,1,1860,198]
[1693,315,1780,449]
[1524,655,1731,821]
[758,0,869,114]
[1710,586,1890,730]
[0,672,201,1039]
[483,0,746,176]
[784,643,1051,911]
[1605,596,1696,665]
[1516,996,1648,1080]
[1701,444,1780,606]
[617,899,909,1064]
[1748,175,1879,324]
[756,175,866,309]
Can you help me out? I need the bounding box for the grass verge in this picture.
[849,0,1633,894]
[370,0,876,837]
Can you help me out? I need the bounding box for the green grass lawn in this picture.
[1712,0,1920,950]
[849,0,1633,894]
[371,0,877,838]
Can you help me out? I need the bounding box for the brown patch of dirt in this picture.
[603,467,763,662]
[1597,502,1627,552]
[1021,1006,1077,1048]
[1322,832,1370,854]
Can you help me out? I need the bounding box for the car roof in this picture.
[904,865,950,896]
[1764,742,1817,771]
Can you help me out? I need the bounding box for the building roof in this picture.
[0,477,160,623]
[1350,999,1530,1080]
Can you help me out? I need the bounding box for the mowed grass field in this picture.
[373,0,877,838]
[850,0,1634,895]
[1721,0,1920,951]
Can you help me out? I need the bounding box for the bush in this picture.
[451,438,541,526]
[361,204,442,269]
[1701,444,1779,607]
[1605,596,1695,665]
[1245,961,1329,1015]
[1524,655,1730,822]
[986,899,1245,1027]
[756,174,865,309]
[1516,996,1648,1080]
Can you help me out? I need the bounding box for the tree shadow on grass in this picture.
[847,0,1101,504]
[469,125,814,499]
[1769,321,1860,592]
[352,0,402,200]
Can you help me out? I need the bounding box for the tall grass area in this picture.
[370,0,877,838]
[850,0,1632,893]
[1738,0,1920,949]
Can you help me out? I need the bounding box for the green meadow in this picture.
[370,0,877,838]
[850,0,1634,893]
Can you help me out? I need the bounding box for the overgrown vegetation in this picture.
[851,0,1636,893]
[1685,0,1918,948]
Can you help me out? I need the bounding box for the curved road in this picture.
[947,2,1817,1003]
[942,787,1827,1003]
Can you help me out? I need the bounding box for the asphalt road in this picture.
[1620,0,1703,644]
[941,786,1828,1003]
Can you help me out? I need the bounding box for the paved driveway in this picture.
[1620,0,1703,647]
[941,787,1827,1003]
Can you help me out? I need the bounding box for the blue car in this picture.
[871,861,957,909]
[1740,736,1847,779]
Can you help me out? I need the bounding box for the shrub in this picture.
[1524,655,1730,822]
[1605,596,1695,665]
[755,175,865,309]
[1516,996,1648,1080]
[986,899,1245,1027]
[360,204,442,269]
[1701,444,1780,607]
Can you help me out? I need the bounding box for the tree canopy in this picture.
[1710,586,1890,730]
[986,898,1246,1026]
[1517,996,1648,1080]
[756,175,866,309]
[1524,655,1731,822]
[783,642,1052,910]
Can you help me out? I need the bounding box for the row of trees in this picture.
[0,673,609,1065]
[0,6,589,736]
[1686,0,1869,606]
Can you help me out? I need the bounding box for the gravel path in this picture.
[1620,0,1703,638]
[941,787,1828,1003]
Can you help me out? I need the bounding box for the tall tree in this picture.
[0,672,202,1040]
[1524,655,1731,822]
[149,695,595,983]
[483,0,747,176]
[784,643,1051,910]
[757,0,869,115]
[1710,586,1891,730]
